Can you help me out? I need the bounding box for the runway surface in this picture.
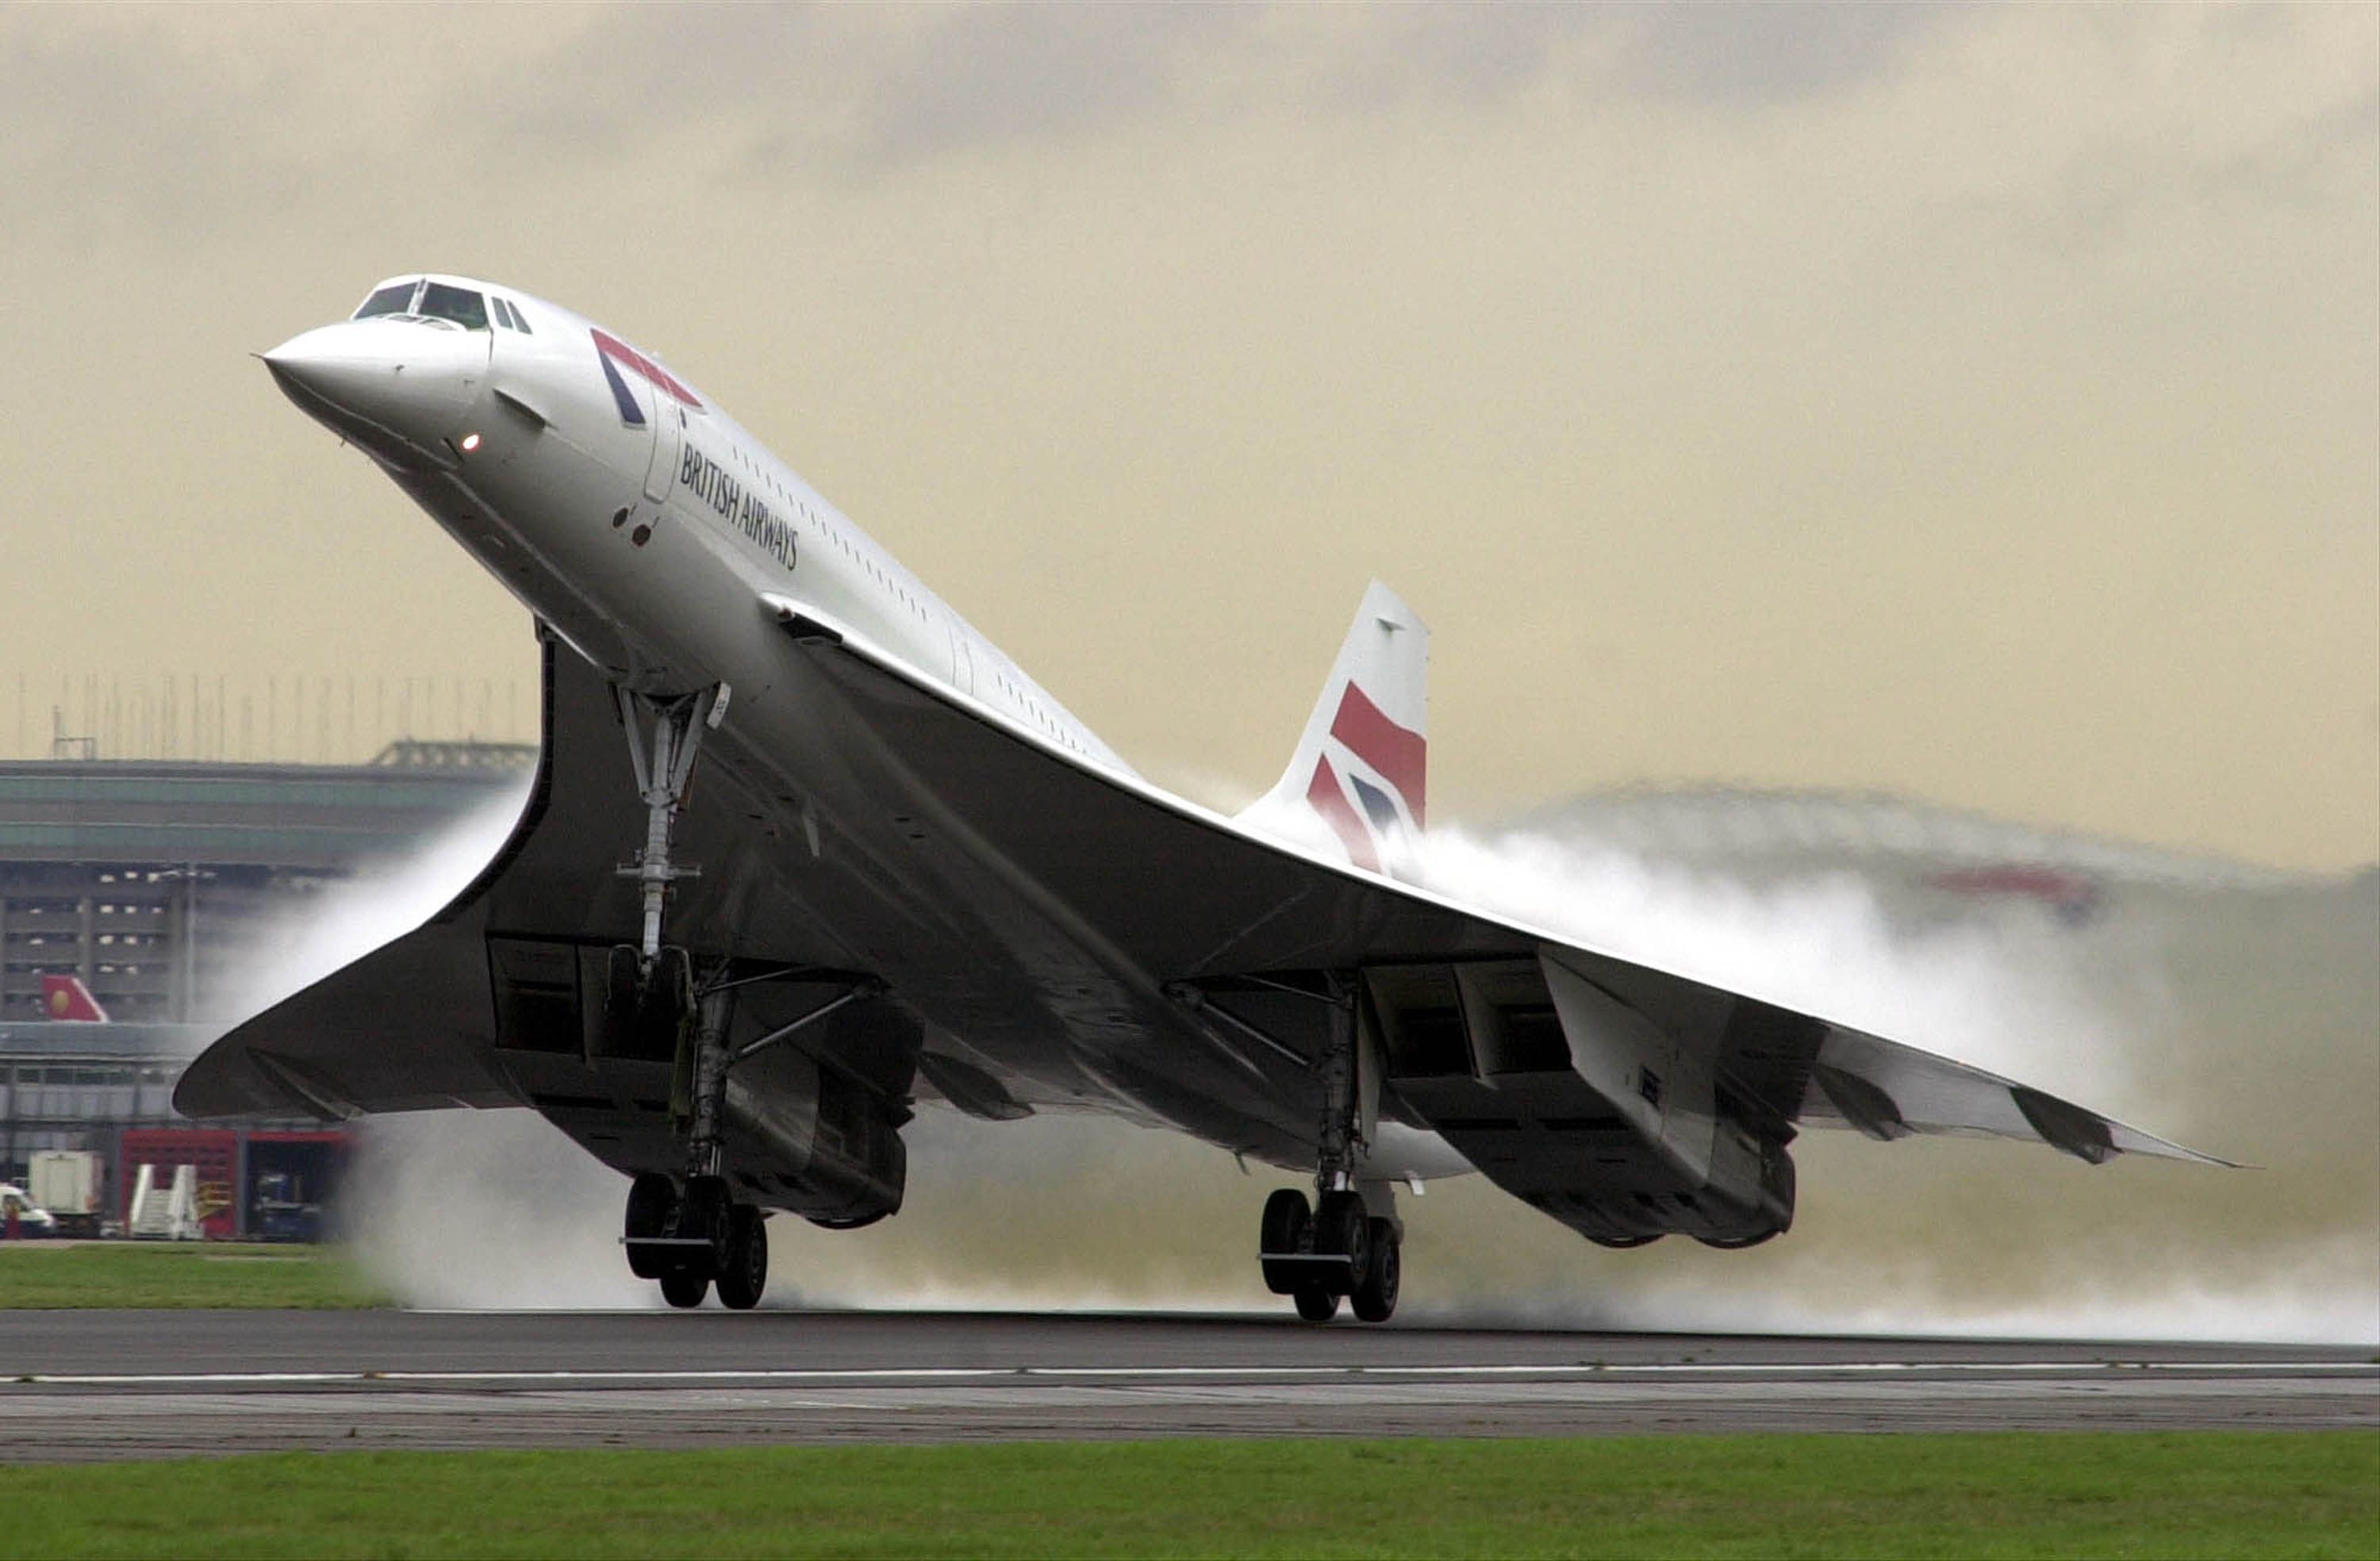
[1,1310,2370,1462]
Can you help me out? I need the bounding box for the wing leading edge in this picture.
[175,627,869,1122]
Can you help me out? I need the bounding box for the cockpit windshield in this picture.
[418,282,489,331]
[347,278,490,331]
[353,281,419,319]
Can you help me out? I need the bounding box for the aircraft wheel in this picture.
[1293,1285,1340,1322]
[1312,1190,1368,1294]
[1258,1188,1310,1294]
[1351,1216,1400,1323]
[680,1173,732,1264]
[715,1206,769,1311]
[659,1270,708,1309]
[623,1172,674,1279]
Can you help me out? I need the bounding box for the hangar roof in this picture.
[0,750,532,872]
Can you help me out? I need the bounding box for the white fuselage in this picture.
[272,278,1121,766]
[262,273,1467,1182]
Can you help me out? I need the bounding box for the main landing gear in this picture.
[1253,973,1403,1323]
[625,1168,770,1310]
[608,682,774,1311]
[1259,1185,1400,1323]
[616,950,778,1309]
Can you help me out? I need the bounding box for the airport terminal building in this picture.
[0,743,531,1235]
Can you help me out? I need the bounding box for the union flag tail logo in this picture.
[1246,581,1430,874]
[40,974,109,1022]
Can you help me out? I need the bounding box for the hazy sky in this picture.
[3,4,2373,869]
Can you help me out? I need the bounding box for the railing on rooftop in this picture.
[9,674,534,764]
[367,740,538,771]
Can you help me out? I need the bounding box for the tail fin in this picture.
[1242,581,1429,872]
[40,973,110,1022]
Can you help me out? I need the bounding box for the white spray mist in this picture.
[324,788,2374,1340]
[213,780,536,1026]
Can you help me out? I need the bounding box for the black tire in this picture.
[678,1173,731,1266]
[623,1172,675,1280]
[1293,1285,1339,1322]
[1312,1191,1368,1295]
[1258,1188,1311,1295]
[1351,1216,1400,1323]
[715,1206,769,1311]
[659,1270,708,1309]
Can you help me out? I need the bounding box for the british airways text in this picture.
[681,445,795,570]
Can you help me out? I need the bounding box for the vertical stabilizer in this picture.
[1242,581,1429,873]
[40,974,109,1022]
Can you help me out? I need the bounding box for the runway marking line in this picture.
[11,1360,2374,1390]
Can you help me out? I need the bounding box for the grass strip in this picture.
[0,1242,382,1310]
[2,1430,2373,1559]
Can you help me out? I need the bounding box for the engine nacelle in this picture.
[725,1057,906,1228]
[1687,1125,1796,1248]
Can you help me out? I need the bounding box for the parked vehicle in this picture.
[27,1151,103,1238]
[251,1171,324,1243]
[0,1183,60,1238]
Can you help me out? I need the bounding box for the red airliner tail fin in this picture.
[40,974,110,1022]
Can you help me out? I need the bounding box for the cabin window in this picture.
[418,282,490,331]
[353,281,420,319]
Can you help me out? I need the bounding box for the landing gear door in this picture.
[1355,991,1384,1151]
[644,401,684,505]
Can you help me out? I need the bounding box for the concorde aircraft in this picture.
[178,274,2220,1315]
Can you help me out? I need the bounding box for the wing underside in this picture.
[179,603,2224,1250]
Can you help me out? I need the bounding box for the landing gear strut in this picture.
[607,682,774,1311]
[612,683,727,977]
[1253,974,1403,1323]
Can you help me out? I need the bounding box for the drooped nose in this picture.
[262,320,485,458]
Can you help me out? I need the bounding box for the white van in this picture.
[0,1183,61,1237]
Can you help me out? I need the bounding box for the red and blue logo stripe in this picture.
[592,328,702,426]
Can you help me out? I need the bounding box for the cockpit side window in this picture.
[501,297,533,334]
[353,281,420,320]
[418,282,490,332]
[489,297,516,331]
